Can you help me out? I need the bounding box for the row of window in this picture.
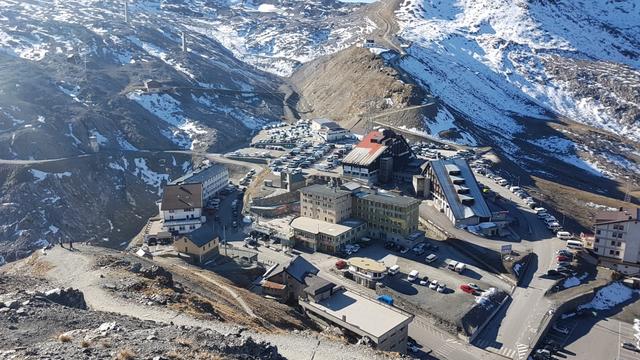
[596,247,621,257]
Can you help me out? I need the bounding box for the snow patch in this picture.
[132,158,169,195]
[578,282,636,311]
[30,169,71,182]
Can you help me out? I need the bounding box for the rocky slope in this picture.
[290,46,427,129]
[0,279,285,360]
[394,0,640,182]
[0,0,376,258]
[0,246,403,360]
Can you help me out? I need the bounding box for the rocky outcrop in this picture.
[43,287,87,310]
[0,288,285,360]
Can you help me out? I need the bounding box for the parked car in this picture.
[419,276,430,286]
[557,255,571,262]
[557,249,572,257]
[621,342,639,352]
[407,270,419,282]
[468,283,482,292]
[460,284,475,294]
[388,264,400,275]
[335,260,347,270]
[425,254,438,263]
[546,269,562,277]
[429,280,439,290]
[552,323,569,335]
[557,261,571,267]
[437,283,447,293]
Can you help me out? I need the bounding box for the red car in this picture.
[335,260,347,270]
[460,284,476,294]
[557,255,570,262]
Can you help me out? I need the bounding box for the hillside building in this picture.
[174,224,219,264]
[419,158,491,227]
[290,217,367,254]
[170,163,229,202]
[347,257,387,289]
[310,118,350,142]
[299,184,353,224]
[159,183,205,234]
[260,256,320,302]
[299,282,414,353]
[592,207,640,275]
[352,189,423,247]
[341,129,415,185]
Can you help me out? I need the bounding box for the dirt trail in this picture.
[176,265,259,320]
[24,246,390,360]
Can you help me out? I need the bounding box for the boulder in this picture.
[44,288,87,309]
[129,262,142,273]
[4,300,19,309]
[141,266,173,288]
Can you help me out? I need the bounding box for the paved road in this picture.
[432,173,567,359]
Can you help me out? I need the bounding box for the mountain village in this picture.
[0,1,639,360]
[127,116,640,359]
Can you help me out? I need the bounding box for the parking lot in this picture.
[329,242,509,333]
[538,315,639,360]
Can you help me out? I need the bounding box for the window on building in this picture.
[615,251,620,256]
[596,230,601,235]
[618,225,624,231]
[617,242,622,246]
[595,238,599,243]
[593,247,598,252]
[618,233,623,238]
[611,240,616,246]
[609,250,614,255]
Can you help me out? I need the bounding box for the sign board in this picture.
[501,244,512,255]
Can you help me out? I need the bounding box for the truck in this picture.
[455,262,466,273]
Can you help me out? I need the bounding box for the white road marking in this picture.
[516,343,529,360]
[617,321,621,360]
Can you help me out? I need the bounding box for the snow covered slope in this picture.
[396,0,640,142]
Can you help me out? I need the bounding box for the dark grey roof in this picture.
[429,158,491,221]
[170,164,227,185]
[300,184,351,198]
[354,189,420,207]
[285,256,319,284]
[182,221,218,247]
[161,183,203,210]
[304,275,336,296]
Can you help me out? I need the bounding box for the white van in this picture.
[447,260,459,270]
[566,240,583,250]
[556,231,573,240]
[455,262,466,273]
[407,270,419,282]
[497,179,509,186]
[388,265,400,275]
[509,186,521,193]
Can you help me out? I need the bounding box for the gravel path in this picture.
[38,246,394,360]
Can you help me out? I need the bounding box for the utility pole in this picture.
[624,179,631,203]
[124,0,129,24]
[181,31,187,52]
[223,225,227,256]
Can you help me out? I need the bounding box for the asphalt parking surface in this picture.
[538,315,640,360]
